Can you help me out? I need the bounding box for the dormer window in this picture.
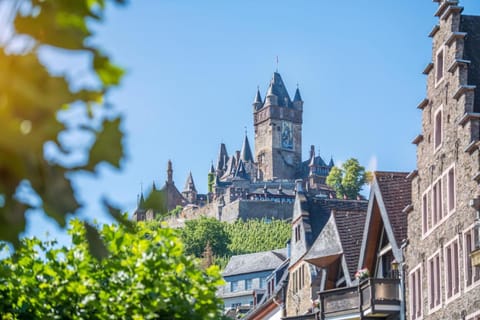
[436,47,444,85]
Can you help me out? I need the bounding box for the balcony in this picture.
[318,278,401,320]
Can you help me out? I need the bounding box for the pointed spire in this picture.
[264,72,292,107]
[253,87,263,110]
[240,134,254,162]
[293,87,302,102]
[152,181,157,191]
[215,143,228,175]
[210,162,215,173]
[139,192,145,208]
[293,84,303,110]
[329,156,335,167]
[184,172,197,193]
[167,160,173,184]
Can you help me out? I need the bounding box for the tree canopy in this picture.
[0,0,127,250]
[0,220,225,319]
[326,158,370,199]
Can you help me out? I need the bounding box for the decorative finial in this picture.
[276,56,279,72]
[244,126,247,136]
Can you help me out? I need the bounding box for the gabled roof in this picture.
[374,171,411,244]
[223,248,287,277]
[358,171,411,270]
[290,194,368,266]
[304,210,367,280]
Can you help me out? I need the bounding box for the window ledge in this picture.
[447,59,470,73]
[417,98,429,110]
[453,85,476,101]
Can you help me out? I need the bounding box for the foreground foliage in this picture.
[326,158,370,199]
[0,0,126,249]
[0,220,225,319]
[179,217,291,268]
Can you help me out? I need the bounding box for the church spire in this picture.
[167,160,173,184]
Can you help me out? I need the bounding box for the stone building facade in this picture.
[406,1,480,319]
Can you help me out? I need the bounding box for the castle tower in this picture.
[406,1,480,319]
[253,72,303,181]
[182,172,197,204]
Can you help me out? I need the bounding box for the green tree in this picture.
[326,158,369,199]
[0,0,126,249]
[0,219,225,319]
[180,217,230,258]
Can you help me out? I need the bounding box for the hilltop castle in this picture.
[133,72,335,223]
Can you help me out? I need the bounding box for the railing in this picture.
[318,278,400,319]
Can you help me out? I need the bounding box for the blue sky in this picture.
[23,0,480,240]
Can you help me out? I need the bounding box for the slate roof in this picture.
[183,172,197,192]
[240,135,254,162]
[303,207,367,279]
[302,198,368,249]
[223,248,287,277]
[334,211,367,279]
[461,15,480,112]
[293,87,302,102]
[264,72,293,108]
[215,143,228,172]
[374,171,411,245]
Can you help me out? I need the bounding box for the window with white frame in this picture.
[447,167,455,213]
[422,192,429,234]
[436,47,444,84]
[444,238,460,301]
[260,277,266,289]
[434,107,442,150]
[432,178,443,225]
[427,251,441,312]
[231,280,239,292]
[245,278,252,290]
[464,226,480,288]
[409,265,422,320]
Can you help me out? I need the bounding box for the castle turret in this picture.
[293,86,303,110]
[215,143,228,177]
[240,134,254,162]
[182,172,197,204]
[253,88,263,110]
[207,164,215,193]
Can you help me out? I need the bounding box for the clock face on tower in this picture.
[281,121,293,150]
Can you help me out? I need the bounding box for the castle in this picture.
[133,72,335,223]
